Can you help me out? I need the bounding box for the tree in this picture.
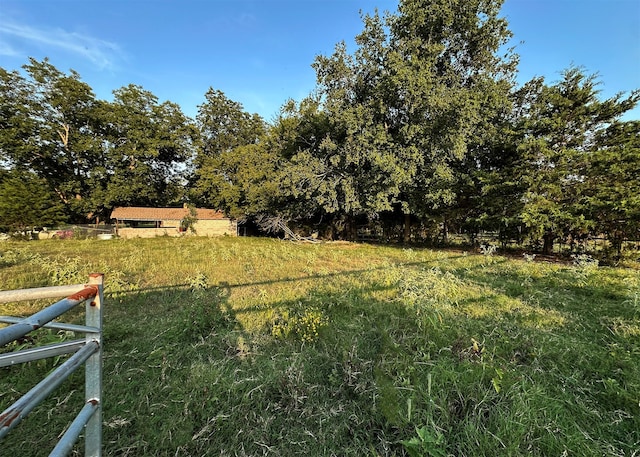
[191,89,267,212]
[192,97,332,234]
[195,88,265,161]
[308,0,517,241]
[192,141,281,220]
[0,59,104,220]
[512,68,638,254]
[96,84,197,213]
[0,68,38,169]
[584,120,640,255]
[310,13,410,239]
[449,97,522,247]
[384,0,516,240]
[0,171,66,234]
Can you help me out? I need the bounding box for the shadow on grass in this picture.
[98,279,638,455]
[96,280,426,456]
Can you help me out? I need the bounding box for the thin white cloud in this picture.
[0,40,19,56]
[0,20,122,69]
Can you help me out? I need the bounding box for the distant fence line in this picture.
[356,225,640,250]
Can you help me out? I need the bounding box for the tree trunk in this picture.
[542,231,554,255]
[403,213,411,243]
[342,215,357,241]
[611,231,623,258]
[349,217,357,241]
[323,223,336,241]
[441,218,448,245]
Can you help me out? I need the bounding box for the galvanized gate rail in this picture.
[0,273,104,456]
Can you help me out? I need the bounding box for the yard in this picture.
[1,237,639,456]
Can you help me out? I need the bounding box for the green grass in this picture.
[1,237,639,456]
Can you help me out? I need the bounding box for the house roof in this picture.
[111,207,228,221]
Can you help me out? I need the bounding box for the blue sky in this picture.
[1,0,638,121]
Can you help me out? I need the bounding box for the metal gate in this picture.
[0,273,104,456]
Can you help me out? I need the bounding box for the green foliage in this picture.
[0,58,106,220]
[192,142,281,219]
[0,170,67,232]
[0,247,41,269]
[180,204,199,233]
[305,0,518,238]
[43,255,85,285]
[388,0,516,215]
[401,426,447,457]
[584,120,640,255]
[195,88,265,159]
[0,59,196,223]
[191,89,273,218]
[510,68,637,253]
[98,84,196,210]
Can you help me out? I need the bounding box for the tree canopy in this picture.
[0,0,638,255]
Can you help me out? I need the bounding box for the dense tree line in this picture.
[1,0,638,255]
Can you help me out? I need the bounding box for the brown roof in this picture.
[111,207,228,221]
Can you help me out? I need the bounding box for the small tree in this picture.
[0,171,67,235]
[180,205,198,234]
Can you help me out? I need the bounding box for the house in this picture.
[110,206,237,238]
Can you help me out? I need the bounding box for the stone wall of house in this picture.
[117,228,179,239]
[116,220,237,239]
[193,220,238,237]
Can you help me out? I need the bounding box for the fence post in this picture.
[85,273,104,457]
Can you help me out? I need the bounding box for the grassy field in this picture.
[1,237,639,456]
